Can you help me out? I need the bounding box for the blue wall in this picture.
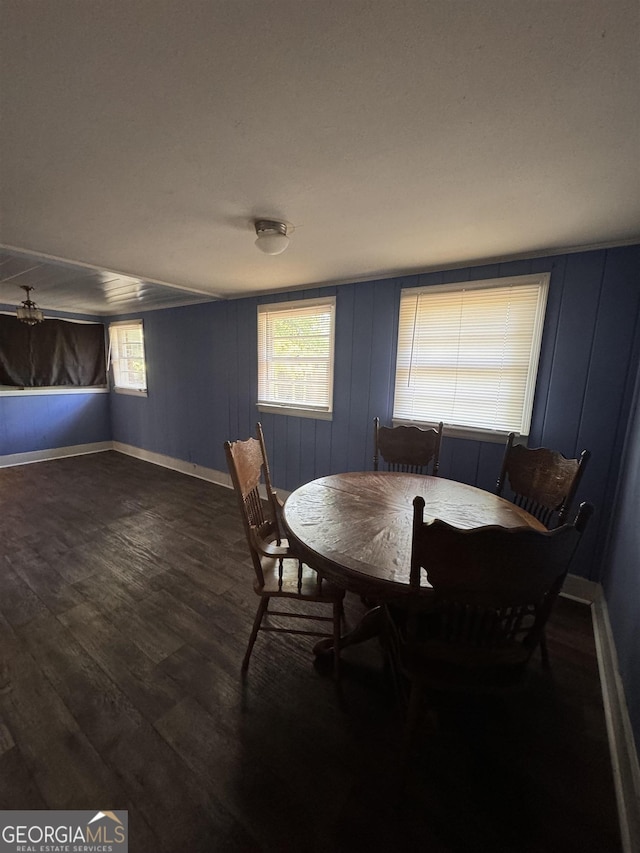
[0,307,112,456]
[110,244,640,583]
[0,392,111,456]
[603,358,640,760]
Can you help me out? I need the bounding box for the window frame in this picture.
[257,296,336,420]
[392,273,550,442]
[108,319,148,396]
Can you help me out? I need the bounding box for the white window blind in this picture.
[109,320,147,392]
[257,297,335,415]
[393,275,549,436]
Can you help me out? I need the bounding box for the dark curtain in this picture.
[0,314,107,387]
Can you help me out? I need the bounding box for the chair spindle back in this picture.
[496,433,590,528]
[374,418,443,475]
[408,497,593,658]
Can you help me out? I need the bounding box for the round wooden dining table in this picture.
[283,471,545,602]
[283,472,546,658]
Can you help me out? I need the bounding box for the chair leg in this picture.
[242,597,269,671]
[332,599,343,680]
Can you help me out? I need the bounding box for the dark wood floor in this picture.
[0,451,621,852]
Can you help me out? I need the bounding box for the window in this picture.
[393,274,549,438]
[109,320,147,394]
[0,313,106,389]
[257,297,335,419]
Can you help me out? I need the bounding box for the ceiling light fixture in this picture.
[16,285,44,325]
[254,219,290,256]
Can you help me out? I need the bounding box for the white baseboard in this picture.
[113,441,233,490]
[592,593,640,853]
[561,573,601,604]
[0,441,112,468]
[112,441,293,502]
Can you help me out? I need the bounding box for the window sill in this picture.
[113,387,148,397]
[257,403,333,421]
[392,419,526,444]
[0,386,109,397]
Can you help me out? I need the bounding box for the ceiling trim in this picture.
[2,234,639,309]
[0,243,225,300]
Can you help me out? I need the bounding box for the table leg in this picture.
[313,605,383,657]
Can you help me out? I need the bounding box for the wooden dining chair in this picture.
[224,423,344,677]
[496,433,590,528]
[384,496,593,749]
[373,418,444,475]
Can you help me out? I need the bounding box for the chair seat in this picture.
[257,536,294,559]
[256,554,345,601]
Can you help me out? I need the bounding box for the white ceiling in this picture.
[1,0,639,315]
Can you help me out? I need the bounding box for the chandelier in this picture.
[17,285,44,325]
